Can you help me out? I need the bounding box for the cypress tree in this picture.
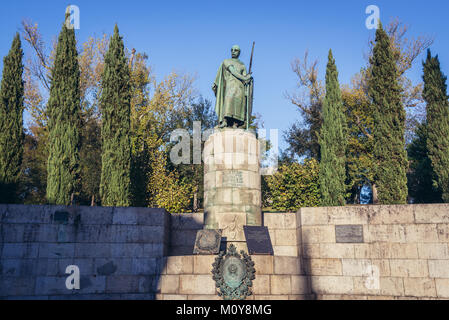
[369,24,408,204]
[423,49,449,202]
[100,25,131,206]
[407,122,442,203]
[319,49,347,206]
[0,33,24,203]
[46,19,81,205]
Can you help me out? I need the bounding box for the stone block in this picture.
[251,255,273,275]
[157,275,180,294]
[1,259,36,277]
[274,256,301,275]
[94,259,132,276]
[310,276,353,295]
[78,206,113,225]
[1,224,24,242]
[137,208,169,226]
[435,279,449,298]
[75,225,111,243]
[0,276,36,297]
[112,207,138,225]
[303,244,320,259]
[1,243,39,258]
[291,276,309,295]
[193,255,215,274]
[166,256,194,274]
[326,206,370,225]
[320,244,355,259]
[366,225,406,243]
[110,243,144,258]
[106,275,140,293]
[353,244,370,259]
[405,224,439,243]
[414,204,449,224]
[437,224,449,242]
[274,229,297,246]
[273,246,298,257]
[367,205,415,225]
[75,243,111,258]
[143,243,165,257]
[369,243,419,259]
[352,276,404,296]
[428,260,449,278]
[171,229,198,246]
[170,213,204,230]
[270,275,291,295]
[305,259,342,276]
[389,260,429,277]
[371,259,391,277]
[132,258,159,275]
[179,275,216,295]
[252,274,270,295]
[299,207,329,226]
[38,243,75,259]
[403,278,436,298]
[137,226,165,243]
[302,226,335,244]
[341,259,373,277]
[417,243,449,259]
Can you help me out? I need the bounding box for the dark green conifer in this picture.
[46,20,81,205]
[99,25,131,206]
[423,49,449,202]
[319,49,347,206]
[0,33,24,203]
[369,24,408,204]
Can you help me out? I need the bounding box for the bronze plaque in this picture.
[335,225,364,243]
[193,229,222,255]
[244,226,273,255]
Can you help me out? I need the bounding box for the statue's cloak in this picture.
[214,59,253,126]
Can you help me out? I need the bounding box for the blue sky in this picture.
[1,0,448,151]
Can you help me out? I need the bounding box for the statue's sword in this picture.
[246,42,255,130]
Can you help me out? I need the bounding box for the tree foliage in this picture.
[319,50,347,206]
[369,23,408,204]
[0,33,24,203]
[99,25,132,207]
[264,159,321,211]
[407,123,441,203]
[46,19,81,205]
[423,50,449,202]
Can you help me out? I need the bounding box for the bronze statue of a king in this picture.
[212,45,254,129]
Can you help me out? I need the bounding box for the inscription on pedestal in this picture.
[193,229,222,255]
[244,226,273,255]
[335,225,364,243]
[222,171,243,187]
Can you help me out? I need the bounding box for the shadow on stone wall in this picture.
[0,204,171,300]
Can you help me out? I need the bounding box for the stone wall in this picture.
[300,204,449,299]
[1,204,449,300]
[160,212,314,300]
[0,205,170,299]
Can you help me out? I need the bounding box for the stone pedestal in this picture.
[203,128,262,245]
